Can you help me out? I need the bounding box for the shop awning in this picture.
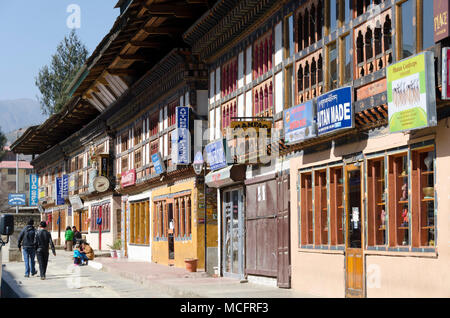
[205,165,245,188]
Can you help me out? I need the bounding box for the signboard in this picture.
[69,173,78,192]
[230,120,272,137]
[62,174,69,198]
[56,177,65,205]
[29,174,39,206]
[205,140,228,171]
[152,152,166,175]
[121,169,136,187]
[442,47,450,99]
[39,186,46,200]
[283,100,316,145]
[317,86,353,136]
[172,106,191,165]
[88,170,98,193]
[8,193,26,206]
[434,0,449,42]
[193,151,204,175]
[387,51,437,133]
[69,195,83,211]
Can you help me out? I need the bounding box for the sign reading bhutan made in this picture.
[387,51,437,133]
[317,86,353,136]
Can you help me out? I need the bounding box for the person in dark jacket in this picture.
[72,226,82,245]
[34,221,56,280]
[17,219,38,278]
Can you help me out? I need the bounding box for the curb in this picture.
[92,262,204,298]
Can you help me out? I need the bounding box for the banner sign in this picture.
[152,152,166,175]
[88,170,98,193]
[205,140,228,171]
[39,186,46,200]
[56,177,65,205]
[62,174,69,199]
[69,173,77,192]
[387,51,437,133]
[434,0,449,43]
[121,169,136,187]
[29,174,39,206]
[283,100,316,145]
[69,195,83,211]
[442,48,450,99]
[172,106,190,165]
[8,193,26,206]
[317,86,353,136]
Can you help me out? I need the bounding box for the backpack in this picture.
[24,226,36,246]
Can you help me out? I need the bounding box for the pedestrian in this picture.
[65,226,74,251]
[72,226,82,246]
[34,221,56,280]
[17,219,38,278]
[80,241,94,265]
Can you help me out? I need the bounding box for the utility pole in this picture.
[15,128,22,214]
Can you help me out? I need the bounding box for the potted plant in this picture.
[107,239,122,258]
[184,258,198,272]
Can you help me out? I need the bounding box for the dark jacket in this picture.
[34,229,56,254]
[73,230,82,244]
[18,225,36,249]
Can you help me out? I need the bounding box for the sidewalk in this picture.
[2,249,317,298]
[92,257,316,298]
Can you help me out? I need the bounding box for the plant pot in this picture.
[110,250,117,258]
[184,258,198,272]
[116,250,122,258]
[422,187,434,198]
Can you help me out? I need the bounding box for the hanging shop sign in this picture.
[205,139,228,171]
[56,177,65,205]
[172,106,191,165]
[121,169,136,187]
[69,195,83,211]
[29,174,39,206]
[68,173,78,192]
[8,193,26,206]
[62,174,69,198]
[151,152,166,175]
[88,170,98,193]
[230,120,272,137]
[38,186,46,201]
[442,47,450,99]
[387,51,437,133]
[434,0,449,43]
[283,100,316,145]
[317,86,353,136]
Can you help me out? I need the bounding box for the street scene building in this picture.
[8,0,450,298]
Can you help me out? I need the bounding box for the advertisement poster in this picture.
[317,86,353,136]
[205,140,227,171]
[283,100,316,144]
[387,51,437,133]
[29,174,39,206]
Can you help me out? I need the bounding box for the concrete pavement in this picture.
[2,249,317,298]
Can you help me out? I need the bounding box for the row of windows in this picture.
[299,144,436,249]
[154,195,192,239]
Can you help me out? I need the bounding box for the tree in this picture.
[35,30,89,116]
[0,128,7,211]
[0,129,6,161]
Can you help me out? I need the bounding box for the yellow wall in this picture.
[151,179,218,269]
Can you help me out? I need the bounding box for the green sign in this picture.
[387,52,437,133]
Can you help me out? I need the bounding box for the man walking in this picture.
[35,221,56,280]
[17,219,38,278]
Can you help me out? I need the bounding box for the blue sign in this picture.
[62,174,69,198]
[316,86,353,135]
[56,177,65,205]
[283,100,316,145]
[205,140,227,171]
[29,174,39,206]
[8,193,26,206]
[152,152,166,175]
[172,106,190,165]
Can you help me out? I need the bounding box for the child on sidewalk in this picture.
[73,245,82,265]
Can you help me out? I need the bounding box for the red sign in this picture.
[121,169,136,187]
[434,0,449,42]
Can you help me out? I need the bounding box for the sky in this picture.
[0,0,119,101]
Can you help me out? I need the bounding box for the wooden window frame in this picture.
[314,169,328,245]
[300,172,314,245]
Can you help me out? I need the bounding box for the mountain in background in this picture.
[0,98,47,136]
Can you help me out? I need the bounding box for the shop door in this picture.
[277,172,291,288]
[345,164,364,298]
[167,202,175,265]
[222,188,244,279]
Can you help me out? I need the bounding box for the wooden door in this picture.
[277,172,291,288]
[124,201,128,257]
[345,164,364,298]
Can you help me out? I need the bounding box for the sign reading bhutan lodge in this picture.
[317,86,353,136]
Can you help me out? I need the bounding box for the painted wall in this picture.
[290,119,450,297]
[127,244,152,261]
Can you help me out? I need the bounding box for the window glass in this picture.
[422,0,434,50]
[330,0,338,32]
[342,34,352,84]
[401,0,415,59]
[328,42,338,90]
[344,0,351,24]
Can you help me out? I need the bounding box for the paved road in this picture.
[2,250,171,298]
